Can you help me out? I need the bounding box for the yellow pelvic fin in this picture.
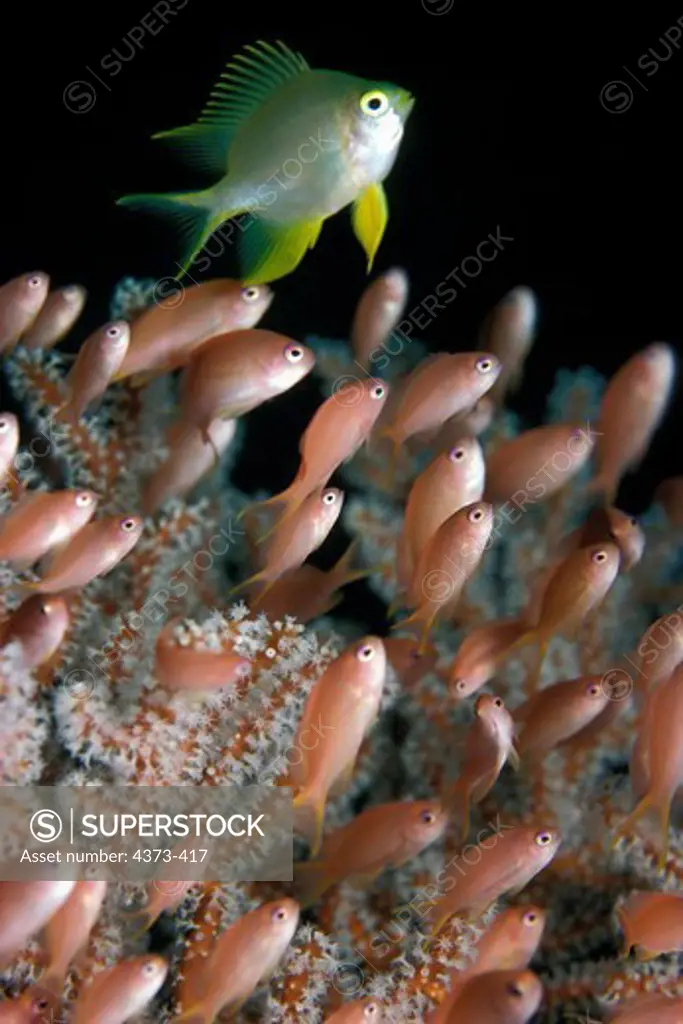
[239,216,325,286]
[351,182,388,272]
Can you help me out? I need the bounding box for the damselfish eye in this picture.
[141,959,159,976]
[629,516,638,526]
[121,518,137,532]
[468,505,485,523]
[535,830,553,846]
[365,1005,379,1018]
[592,549,608,563]
[523,911,538,925]
[420,810,435,824]
[370,384,385,399]
[360,89,390,116]
[322,489,338,505]
[272,906,288,922]
[356,643,376,662]
[242,286,261,302]
[455,679,467,692]
[0,418,9,433]
[284,344,304,363]
[449,446,466,462]
[506,982,524,997]
[588,683,600,696]
[105,323,126,342]
[494,697,503,707]
[26,273,44,288]
[75,492,93,507]
[475,356,495,373]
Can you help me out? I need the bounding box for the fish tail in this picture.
[293,783,327,857]
[293,858,333,908]
[116,188,232,281]
[236,478,305,538]
[444,778,471,841]
[330,539,370,587]
[225,570,270,602]
[391,604,437,653]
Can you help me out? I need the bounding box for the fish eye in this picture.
[356,643,376,662]
[105,323,126,342]
[468,505,485,523]
[535,830,553,846]
[588,683,600,696]
[0,417,9,432]
[121,518,137,532]
[493,697,503,707]
[449,446,466,462]
[364,1005,379,1018]
[26,273,44,288]
[242,286,261,302]
[322,489,338,505]
[475,356,495,373]
[592,549,608,563]
[420,810,436,824]
[523,911,538,925]
[284,344,304,363]
[360,89,390,116]
[370,384,385,399]
[455,679,467,692]
[38,600,51,616]
[272,905,289,921]
[75,492,93,507]
[629,516,638,526]
[141,958,159,976]
[506,982,524,997]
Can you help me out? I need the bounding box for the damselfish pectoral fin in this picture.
[238,215,325,285]
[351,183,388,272]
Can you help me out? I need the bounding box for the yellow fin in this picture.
[351,182,388,272]
[239,216,325,285]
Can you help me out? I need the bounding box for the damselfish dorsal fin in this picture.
[152,40,310,177]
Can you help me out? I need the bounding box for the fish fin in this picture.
[508,744,521,771]
[293,858,333,907]
[610,793,657,851]
[445,778,472,841]
[236,476,305,536]
[238,215,325,286]
[392,605,438,653]
[351,183,388,272]
[225,570,270,601]
[386,593,406,620]
[293,785,327,856]
[330,539,370,587]
[116,191,229,281]
[154,40,310,177]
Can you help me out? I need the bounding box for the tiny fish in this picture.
[142,417,237,514]
[591,342,676,504]
[22,515,143,594]
[617,890,683,959]
[61,320,130,424]
[39,880,108,995]
[0,489,99,567]
[155,618,251,694]
[379,352,501,462]
[447,618,526,700]
[325,999,383,1023]
[514,675,610,757]
[291,636,386,854]
[0,881,76,968]
[422,823,560,937]
[0,272,50,352]
[441,968,543,1024]
[483,423,594,505]
[294,799,447,906]
[234,487,345,603]
[177,329,315,446]
[0,413,20,485]
[118,40,414,284]
[174,899,299,1023]
[429,905,546,1023]
[445,693,519,839]
[396,437,485,597]
[73,954,168,1024]
[351,267,409,370]
[0,595,69,670]
[114,279,273,385]
[21,284,87,350]
[479,285,537,405]
[243,377,389,533]
[568,505,645,573]
[397,501,494,652]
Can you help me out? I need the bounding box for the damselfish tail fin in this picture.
[116,190,231,280]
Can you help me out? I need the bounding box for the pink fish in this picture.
[22,514,143,593]
[447,619,526,700]
[177,329,315,445]
[0,272,50,352]
[479,285,537,405]
[174,899,299,1023]
[445,693,519,839]
[428,905,546,1023]
[243,377,389,533]
[433,397,495,446]
[73,954,168,1024]
[617,890,683,959]
[396,437,485,597]
[290,636,386,855]
[483,423,594,505]
[568,506,645,573]
[635,607,683,689]
[113,278,273,384]
[234,487,345,603]
[384,636,440,690]
[0,413,20,485]
[294,799,448,907]
[514,675,611,757]
[21,284,87,350]
[60,320,131,424]
[351,266,409,370]
[422,822,561,937]
[142,417,237,514]
[441,968,543,1023]
[0,489,99,567]
[39,880,108,995]
[0,595,69,669]
[0,880,76,968]
[155,618,251,694]
[325,999,383,1023]
[591,343,676,503]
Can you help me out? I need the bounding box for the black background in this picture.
[2,3,682,524]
